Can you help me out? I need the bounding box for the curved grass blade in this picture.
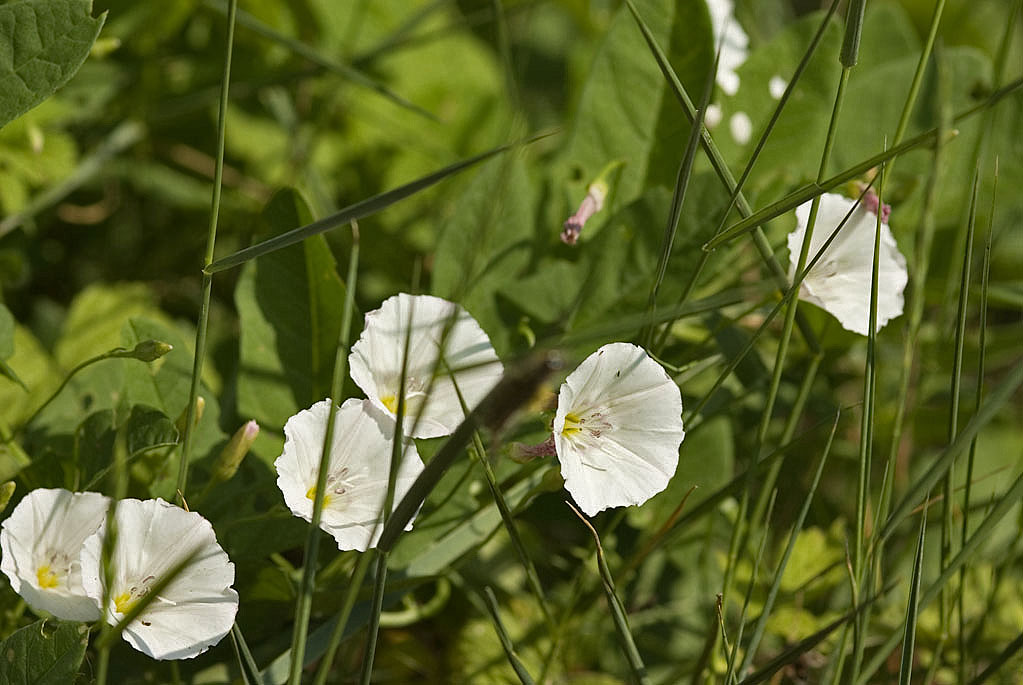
[205,133,553,273]
[483,587,536,685]
[569,502,651,685]
[898,502,928,685]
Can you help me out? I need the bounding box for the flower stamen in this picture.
[36,564,60,589]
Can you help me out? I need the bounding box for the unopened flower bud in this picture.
[175,396,206,434]
[128,340,173,362]
[561,181,608,245]
[212,420,259,484]
[508,434,557,463]
[862,188,891,223]
[0,481,14,513]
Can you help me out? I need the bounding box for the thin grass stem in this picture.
[289,223,360,685]
[482,586,536,685]
[176,0,237,503]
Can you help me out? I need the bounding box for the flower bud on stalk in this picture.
[212,420,259,485]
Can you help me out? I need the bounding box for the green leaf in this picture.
[0,619,89,684]
[432,156,535,355]
[0,0,106,129]
[0,303,26,390]
[557,0,713,210]
[235,188,351,429]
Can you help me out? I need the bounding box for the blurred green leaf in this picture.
[0,619,88,684]
[0,0,106,128]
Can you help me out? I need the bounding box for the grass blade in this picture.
[898,501,928,685]
[482,587,536,685]
[205,134,552,273]
[569,502,651,685]
[703,77,1022,249]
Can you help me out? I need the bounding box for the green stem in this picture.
[312,552,374,685]
[289,224,361,685]
[176,0,237,503]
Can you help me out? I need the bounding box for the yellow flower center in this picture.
[36,565,59,589]
[113,591,137,614]
[381,394,398,413]
[306,485,332,508]
[562,412,583,437]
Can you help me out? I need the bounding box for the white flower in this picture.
[275,398,425,552]
[349,293,503,439]
[706,0,749,96]
[0,488,109,621]
[788,193,908,336]
[729,111,753,145]
[79,498,238,660]
[553,343,685,517]
[769,75,787,99]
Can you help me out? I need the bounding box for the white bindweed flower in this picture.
[349,293,503,439]
[788,193,908,336]
[729,111,753,145]
[79,498,238,660]
[769,75,787,99]
[0,488,109,621]
[275,398,425,551]
[706,0,749,96]
[553,343,685,517]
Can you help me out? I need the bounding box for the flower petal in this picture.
[79,498,237,660]
[348,294,503,438]
[788,193,908,335]
[275,398,425,551]
[554,343,685,516]
[0,488,109,621]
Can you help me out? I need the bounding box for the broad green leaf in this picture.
[0,619,89,684]
[432,156,535,355]
[555,0,713,215]
[0,0,106,128]
[0,323,60,426]
[235,188,351,429]
[0,303,24,389]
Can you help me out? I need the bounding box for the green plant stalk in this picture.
[959,174,995,683]
[883,50,951,527]
[850,160,888,678]
[312,552,373,685]
[726,491,777,684]
[898,503,928,685]
[941,1,1019,316]
[703,77,1023,250]
[483,587,536,685]
[95,432,128,685]
[643,32,718,348]
[891,0,947,161]
[656,0,842,356]
[938,169,978,645]
[739,413,837,676]
[722,67,850,639]
[289,223,360,685]
[747,352,823,532]
[858,467,1023,685]
[879,360,1023,544]
[177,0,237,503]
[624,0,820,353]
[967,632,1023,685]
[231,623,261,685]
[357,281,419,685]
[570,503,651,685]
